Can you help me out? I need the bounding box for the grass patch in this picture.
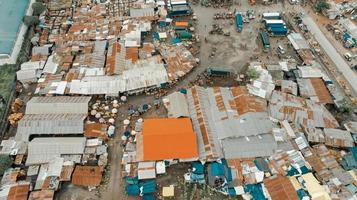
[0,64,16,114]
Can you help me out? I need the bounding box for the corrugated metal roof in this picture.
[71,56,168,95]
[163,92,189,118]
[297,78,333,104]
[42,55,58,74]
[138,161,156,180]
[16,69,38,83]
[281,80,298,96]
[84,123,108,139]
[72,166,103,187]
[7,182,30,200]
[287,33,310,50]
[264,175,299,200]
[130,8,155,18]
[26,137,86,165]
[269,91,338,129]
[16,114,86,141]
[25,96,91,115]
[185,86,276,160]
[28,190,54,200]
[324,128,354,148]
[344,121,357,134]
[47,157,64,177]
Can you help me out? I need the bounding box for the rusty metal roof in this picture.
[84,123,109,140]
[28,190,54,200]
[72,166,103,187]
[7,182,30,200]
[264,175,299,200]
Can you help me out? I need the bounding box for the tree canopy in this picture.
[246,68,260,80]
[315,0,330,13]
[0,155,12,175]
[32,2,46,16]
[23,16,40,27]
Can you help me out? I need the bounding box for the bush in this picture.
[23,16,40,27]
[246,68,260,80]
[315,0,330,13]
[32,2,46,16]
[0,155,12,175]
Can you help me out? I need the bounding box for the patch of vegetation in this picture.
[0,155,13,175]
[0,64,16,106]
[246,68,260,80]
[315,0,330,13]
[32,2,46,16]
[23,16,40,27]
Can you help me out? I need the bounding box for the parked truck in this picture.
[235,14,243,32]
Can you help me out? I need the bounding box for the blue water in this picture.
[0,0,30,54]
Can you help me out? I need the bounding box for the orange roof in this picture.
[264,175,299,200]
[138,118,198,161]
[72,166,103,187]
[7,183,30,200]
[175,21,189,27]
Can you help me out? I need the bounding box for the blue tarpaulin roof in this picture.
[126,176,139,185]
[192,162,204,174]
[296,189,308,200]
[171,38,182,44]
[210,162,225,176]
[142,194,156,200]
[140,180,156,195]
[228,188,236,197]
[244,184,266,200]
[127,184,140,195]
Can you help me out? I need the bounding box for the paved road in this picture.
[302,15,357,97]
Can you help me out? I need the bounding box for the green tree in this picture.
[0,155,12,175]
[338,98,355,113]
[23,16,40,27]
[315,1,330,13]
[32,2,46,16]
[246,68,260,80]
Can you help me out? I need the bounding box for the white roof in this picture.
[130,8,155,18]
[25,96,91,115]
[20,61,45,70]
[70,61,168,95]
[138,161,156,180]
[16,69,37,83]
[42,55,58,74]
[47,157,64,177]
[163,92,189,118]
[26,137,86,165]
[298,66,323,78]
[264,19,285,24]
[262,12,281,17]
[16,114,86,141]
[287,33,310,50]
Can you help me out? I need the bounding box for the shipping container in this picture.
[235,14,243,32]
[176,31,192,39]
[260,31,270,51]
[207,68,232,76]
[264,19,285,25]
[262,12,281,20]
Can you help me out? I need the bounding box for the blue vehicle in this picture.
[235,14,243,32]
